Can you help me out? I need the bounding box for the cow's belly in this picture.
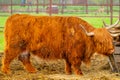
[31,54,63,64]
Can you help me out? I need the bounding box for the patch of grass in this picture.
[0,32,4,51]
[83,18,118,28]
[0,16,8,27]
[0,15,117,52]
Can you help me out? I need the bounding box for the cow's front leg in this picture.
[71,58,83,75]
[65,59,72,75]
[18,51,37,73]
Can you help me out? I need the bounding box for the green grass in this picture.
[0,14,118,51]
[0,5,119,51]
[0,32,4,51]
[0,16,8,27]
[0,16,7,51]
[83,18,118,28]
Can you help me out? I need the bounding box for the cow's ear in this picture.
[80,24,94,37]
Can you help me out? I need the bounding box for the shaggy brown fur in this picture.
[1,14,114,75]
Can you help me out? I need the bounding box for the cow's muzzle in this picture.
[108,49,115,55]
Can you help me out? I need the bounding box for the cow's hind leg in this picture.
[18,51,37,73]
[1,48,19,74]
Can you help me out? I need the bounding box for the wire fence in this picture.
[0,0,120,30]
[0,0,119,31]
[0,0,119,18]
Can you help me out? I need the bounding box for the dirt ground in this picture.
[0,52,120,80]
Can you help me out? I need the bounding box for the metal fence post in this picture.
[110,0,113,24]
[119,0,120,20]
[86,0,88,14]
[36,0,39,14]
[61,0,65,14]
[49,0,52,16]
[10,0,13,15]
[106,0,109,15]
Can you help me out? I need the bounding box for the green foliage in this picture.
[0,0,21,4]
[0,16,8,27]
[0,32,4,51]
[0,15,114,51]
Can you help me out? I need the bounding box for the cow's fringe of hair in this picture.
[93,28,113,55]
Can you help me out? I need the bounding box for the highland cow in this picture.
[1,14,114,75]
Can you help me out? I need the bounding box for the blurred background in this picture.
[0,0,119,17]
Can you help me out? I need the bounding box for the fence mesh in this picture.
[0,0,119,17]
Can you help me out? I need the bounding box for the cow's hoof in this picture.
[75,71,83,76]
[66,71,72,75]
[26,68,37,73]
[77,73,83,76]
[1,68,11,75]
[29,70,37,73]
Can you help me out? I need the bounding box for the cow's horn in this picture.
[103,20,109,27]
[80,24,94,36]
[109,30,120,33]
[110,33,120,37]
[103,19,120,29]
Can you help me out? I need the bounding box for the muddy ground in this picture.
[0,52,120,80]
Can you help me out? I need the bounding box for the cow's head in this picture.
[80,24,114,56]
[103,19,120,46]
